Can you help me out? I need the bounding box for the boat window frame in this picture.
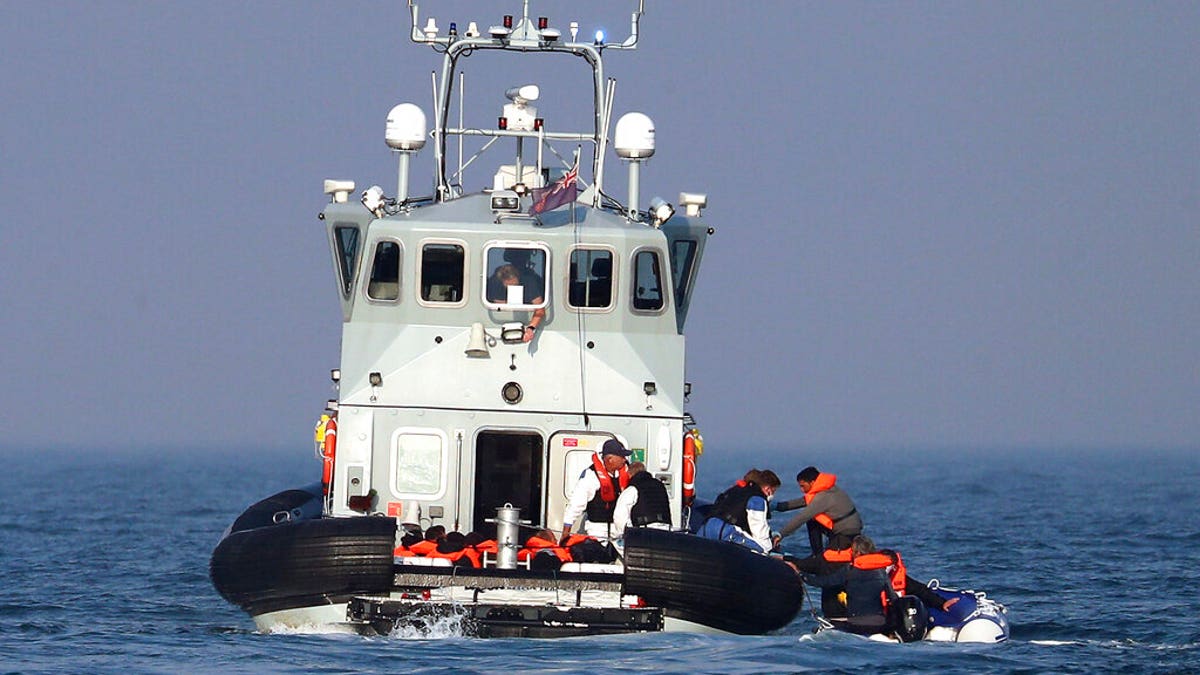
[389,426,450,502]
[416,238,469,308]
[363,237,403,304]
[669,238,699,313]
[332,222,362,300]
[480,240,552,312]
[564,245,618,314]
[629,246,668,316]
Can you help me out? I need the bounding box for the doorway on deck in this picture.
[472,431,544,538]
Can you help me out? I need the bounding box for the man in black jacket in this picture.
[613,462,672,532]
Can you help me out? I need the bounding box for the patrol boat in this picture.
[210,1,803,637]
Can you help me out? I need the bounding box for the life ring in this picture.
[321,415,338,496]
[682,429,701,506]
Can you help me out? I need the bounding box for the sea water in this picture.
[1,445,1197,673]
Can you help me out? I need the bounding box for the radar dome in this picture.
[386,103,427,151]
[614,112,655,159]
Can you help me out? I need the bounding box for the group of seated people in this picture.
[698,465,958,640]
[393,525,618,571]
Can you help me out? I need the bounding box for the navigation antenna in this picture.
[406,1,645,205]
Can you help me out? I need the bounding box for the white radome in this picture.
[386,103,427,151]
[614,112,655,159]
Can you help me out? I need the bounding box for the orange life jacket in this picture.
[592,454,630,504]
[460,547,482,568]
[425,545,479,567]
[822,547,853,563]
[517,534,593,563]
[852,549,908,609]
[408,539,439,556]
[472,539,499,555]
[802,472,839,530]
[519,537,569,563]
[803,473,858,561]
[393,545,416,557]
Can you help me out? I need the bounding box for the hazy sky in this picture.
[1,1,1196,453]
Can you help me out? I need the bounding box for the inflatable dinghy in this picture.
[814,583,1009,643]
[924,583,1010,643]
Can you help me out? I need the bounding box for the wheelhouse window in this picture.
[632,249,665,312]
[670,239,698,310]
[420,242,465,304]
[333,224,361,297]
[483,245,549,309]
[391,429,447,500]
[366,240,401,301]
[567,248,614,309]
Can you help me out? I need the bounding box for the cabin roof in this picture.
[377,193,645,235]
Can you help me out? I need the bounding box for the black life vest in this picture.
[584,466,624,524]
[629,471,672,527]
[708,481,764,533]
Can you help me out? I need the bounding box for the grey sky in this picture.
[1,1,1196,453]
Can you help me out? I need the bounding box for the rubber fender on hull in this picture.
[622,528,803,634]
[228,483,324,534]
[210,515,396,615]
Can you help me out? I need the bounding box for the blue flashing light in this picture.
[594,29,605,45]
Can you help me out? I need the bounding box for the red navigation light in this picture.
[533,118,543,131]
[503,15,513,29]
[498,117,508,130]
[538,17,548,30]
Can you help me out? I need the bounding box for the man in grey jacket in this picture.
[774,466,865,617]
[773,466,864,569]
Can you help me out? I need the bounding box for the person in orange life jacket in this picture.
[694,469,761,525]
[406,525,446,556]
[774,466,864,570]
[560,438,632,544]
[699,470,782,554]
[518,529,573,570]
[394,526,426,556]
[613,461,673,532]
[801,535,959,637]
[427,531,480,567]
[464,531,498,561]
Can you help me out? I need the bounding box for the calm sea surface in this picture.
[2,445,1197,673]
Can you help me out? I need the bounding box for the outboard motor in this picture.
[890,595,930,642]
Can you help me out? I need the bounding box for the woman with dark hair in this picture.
[698,469,782,554]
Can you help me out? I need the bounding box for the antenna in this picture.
[614,112,655,220]
[385,103,426,202]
